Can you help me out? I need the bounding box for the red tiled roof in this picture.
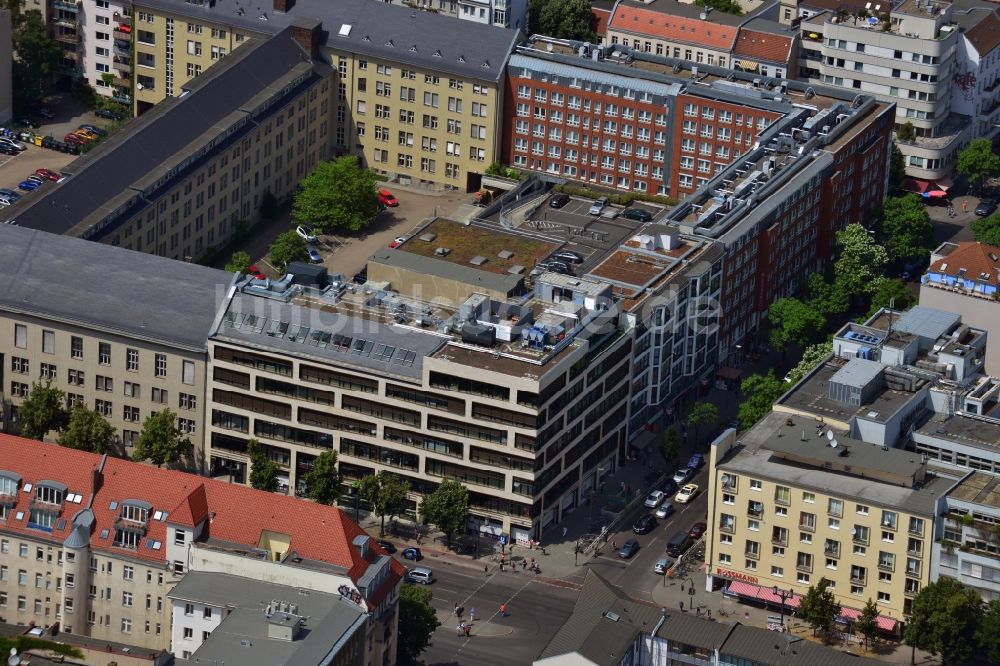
[733,29,793,64]
[928,241,1000,287]
[966,11,1000,57]
[592,7,612,38]
[0,435,404,605]
[608,5,738,50]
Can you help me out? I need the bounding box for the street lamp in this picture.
[684,576,696,612]
[772,585,795,627]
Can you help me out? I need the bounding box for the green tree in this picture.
[132,409,189,467]
[268,230,307,271]
[10,11,61,112]
[685,401,718,447]
[979,599,1000,664]
[357,471,410,537]
[420,479,469,548]
[397,583,441,666]
[896,121,915,142]
[834,224,889,298]
[971,213,1000,247]
[784,342,833,386]
[662,426,680,462]
[292,156,381,233]
[0,635,83,660]
[694,0,743,15]
[806,272,849,320]
[888,143,906,191]
[247,438,280,492]
[865,277,916,319]
[737,371,785,429]
[768,297,826,351]
[856,598,880,652]
[956,138,1000,193]
[18,381,69,440]
[798,577,841,639]
[878,194,934,266]
[58,404,115,454]
[529,0,596,41]
[225,250,252,274]
[904,578,983,666]
[300,450,341,505]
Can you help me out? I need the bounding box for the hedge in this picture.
[553,184,678,208]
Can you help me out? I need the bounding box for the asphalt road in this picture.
[404,558,579,666]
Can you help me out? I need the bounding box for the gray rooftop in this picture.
[721,412,950,516]
[170,572,366,666]
[371,247,526,295]
[915,411,1000,453]
[210,290,445,380]
[893,306,961,343]
[830,357,884,388]
[778,361,919,425]
[0,225,230,350]
[7,30,324,238]
[136,0,518,83]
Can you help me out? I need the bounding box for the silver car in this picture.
[589,196,609,215]
[654,556,674,574]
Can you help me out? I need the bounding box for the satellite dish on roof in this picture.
[826,429,834,441]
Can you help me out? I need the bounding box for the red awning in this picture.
[837,607,897,632]
[726,581,802,608]
[902,178,931,194]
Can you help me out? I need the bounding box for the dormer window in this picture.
[114,500,152,550]
[28,481,66,532]
[0,472,19,520]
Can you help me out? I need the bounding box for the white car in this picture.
[588,196,609,215]
[672,468,692,484]
[296,225,317,243]
[675,483,700,504]
[643,490,665,508]
[655,502,675,519]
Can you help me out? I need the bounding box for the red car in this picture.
[63,134,86,145]
[688,521,708,540]
[377,189,398,207]
[246,264,266,280]
[34,168,60,181]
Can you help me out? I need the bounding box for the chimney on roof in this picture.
[289,17,322,58]
[91,466,103,497]
[273,0,294,13]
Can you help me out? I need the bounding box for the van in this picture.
[407,566,435,585]
[666,530,693,557]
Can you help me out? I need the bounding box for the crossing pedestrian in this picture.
[500,603,507,617]
[464,624,471,637]
[963,200,969,213]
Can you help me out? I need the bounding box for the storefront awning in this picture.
[726,581,801,608]
[837,607,898,632]
[934,175,954,192]
[902,178,931,194]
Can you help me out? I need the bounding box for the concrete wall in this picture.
[919,284,1000,375]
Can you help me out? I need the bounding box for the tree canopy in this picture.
[768,297,826,351]
[798,577,840,637]
[132,409,189,467]
[268,230,307,271]
[865,277,916,319]
[878,194,934,266]
[529,0,596,42]
[292,156,381,233]
[856,598,880,652]
[421,479,469,548]
[358,471,410,536]
[59,404,116,454]
[225,250,251,274]
[834,224,889,298]
[980,599,1000,664]
[888,144,906,191]
[956,138,1000,191]
[971,213,1000,247]
[784,342,833,386]
[738,371,785,430]
[248,438,280,493]
[694,0,743,14]
[9,9,60,113]
[806,272,849,320]
[905,577,983,666]
[17,381,69,440]
[397,583,441,666]
[685,401,718,446]
[301,450,341,505]
[662,426,680,462]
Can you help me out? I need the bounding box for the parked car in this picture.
[622,207,653,222]
[0,188,22,202]
[666,530,693,557]
[73,128,99,141]
[675,483,700,504]
[245,264,266,280]
[552,250,583,264]
[655,502,675,519]
[672,468,692,484]
[95,108,124,120]
[688,522,707,540]
[34,168,60,181]
[26,175,45,186]
[17,180,40,192]
[32,107,55,119]
[295,224,317,242]
[654,556,675,574]
[976,199,998,217]
[0,144,19,156]
[16,118,37,129]
[617,538,640,559]
[388,235,409,249]
[643,490,666,508]
[402,547,423,561]
[549,193,570,209]
[661,479,678,496]
[378,188,399,207]
[376,540,396,554]
[538,260,571,274]
[633,514,657,534]
[687,453,704,470]
[0,137,26,151]
[589,196,609,215]
[78,124,108,137]
[307,247,323,263]
[63,134,86,145]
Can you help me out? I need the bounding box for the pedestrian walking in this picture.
[470,607,476,621]
[562,526,568,538]
[744,610,750,622]
[522,559,528,570]
[458,605,464,618]
[612,539,617,550]
[457,622,465,636]
[464,624,471,637]
[484,564,489,575]
[963,200,969,213]
[454,602,460,617]
[499,603,507,617]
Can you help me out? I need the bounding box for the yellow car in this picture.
[675,483,700,504]
[73,129,99,141]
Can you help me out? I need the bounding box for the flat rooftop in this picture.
[0,224,230,351]
[724,411,953,515]
[948,470,1000,507]
[915,411,1000,452]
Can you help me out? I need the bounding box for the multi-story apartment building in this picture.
[0,434,402,663]
[5,27,333,261]
[796,0,962,184]
[934,471,1000,602]
[0,225,227,462]
[128,0,518,191]
[204,220,633,541]
[378,0,528,29]
[706,415,948,631]
[48,0,81,79]
[605,2,744,68]
[953,3,1000,150]
[80,0,132,103]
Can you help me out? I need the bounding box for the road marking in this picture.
[452,573,536,658]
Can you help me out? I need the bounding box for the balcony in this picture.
[51,0,79,11]
[113,27,132,40]
[114,43,130,57]
[113,75,129,88]
[54,32,79,45]
[113,13,131,25]
[51,17,76,28]
[114,59,131,73]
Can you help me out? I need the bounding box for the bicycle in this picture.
[717,608,731,618]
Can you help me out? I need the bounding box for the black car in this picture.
[538,260,571,275]
[622,207,653,222]
[976,199,998,217]
[633,514,657,534]
[0,144,18,156]
[617,538,640,559]
[549,193,570,209]
[661,479,678,496]
[95,108,124,121]
[552,250,583,264]
[377,540,396,554]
